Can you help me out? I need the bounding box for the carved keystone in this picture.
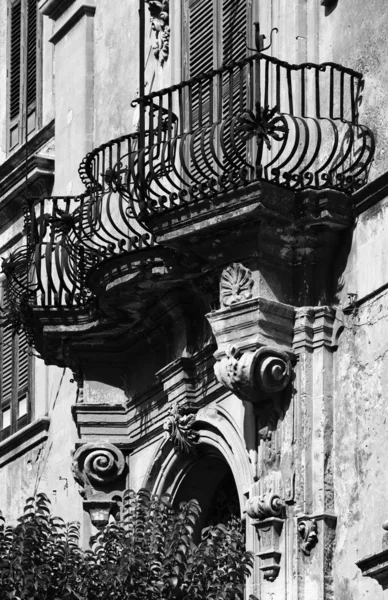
[72,442,126,528]
[163,402,199,453]
[246,493,285,582]
[214,345,292,403]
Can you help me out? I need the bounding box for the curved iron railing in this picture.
[78,51,374,221]
[3,49,375,337]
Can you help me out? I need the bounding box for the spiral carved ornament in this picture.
[246,493,284,521]
[72,442,125,497]
[214,344,292,403]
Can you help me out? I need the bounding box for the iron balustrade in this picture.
[126,51,373,216]
[3,49,375,336]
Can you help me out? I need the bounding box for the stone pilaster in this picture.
[293,306,337,600]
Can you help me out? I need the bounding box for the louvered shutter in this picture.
[0,283,13,440]
[187,0,216,180]
[17,330,29,428]
[222,0,247,164]
[9,0,22,149]
[0,281,31,439]
[26,0,37,135]
[186,0,248,177]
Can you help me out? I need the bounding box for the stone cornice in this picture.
[49,4,96,45]
[39,0,75,19]
[357,549,388,590]
[0,417,51,467]
[0,120,54,197]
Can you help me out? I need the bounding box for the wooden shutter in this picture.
[188,0,214,78]
[16,330,29,429]
[0,281,31,439]
[9,0,22,149]
[0,283,13,440]
[221,0,247,163]
[26,0,37,134]
[222,0,246,65]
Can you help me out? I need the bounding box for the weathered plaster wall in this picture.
[319,0,388,181]
[331,194,388,597]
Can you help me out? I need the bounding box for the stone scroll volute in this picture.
[214,344,292,404]
[71,441,126,528]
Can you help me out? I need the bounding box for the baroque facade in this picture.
[1,0,388,598]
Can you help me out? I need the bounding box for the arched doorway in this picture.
[172,448,240,542]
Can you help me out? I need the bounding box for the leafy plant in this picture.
[0,489,255,600]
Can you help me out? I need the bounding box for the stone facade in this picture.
[1,1,388,599]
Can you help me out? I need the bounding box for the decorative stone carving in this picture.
[246,493,283,520]
[298,518,318,556]
[163,402,199,453]
[220,262,253,307]
[214,344,292,403]
[72,442,126,528]
[145,0,170,66]
[246,493,285,582]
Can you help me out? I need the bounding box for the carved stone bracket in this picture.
[220,262,253,307]
[298,517,318,556]
[145,0,170,66]
[163,401,199,453]
[246,493,285,582]
[214,344,293,403]
[246,493,284,520]
[71,441,126,527]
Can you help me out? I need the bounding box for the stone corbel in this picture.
[246,493,285,581]
[145,0,170,66]
[214,344,293,404]
[298,517,318,556]
[72,441,126,528]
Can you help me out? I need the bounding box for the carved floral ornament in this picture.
[214,344,292,404]
[145,0,170,66]
[163,402,199,453]
[220,262,253,307]
[298,518,318,556]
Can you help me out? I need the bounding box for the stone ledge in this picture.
[357,549,388,590]
[0,417,51,467]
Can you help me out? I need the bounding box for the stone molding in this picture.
[214,344,293,404]
[0,417,50,467]
[207,296,295,358]
[49,4,96,45]
[293,305,336,352]
[357,549,388,590]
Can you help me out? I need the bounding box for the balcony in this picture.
[3,48,375,358]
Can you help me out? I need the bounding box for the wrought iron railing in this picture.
[3,48,375,335]
[77,51,374,221]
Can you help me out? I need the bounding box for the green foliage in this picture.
[0,489,254,600]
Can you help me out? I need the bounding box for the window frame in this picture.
[7,0,43,153]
